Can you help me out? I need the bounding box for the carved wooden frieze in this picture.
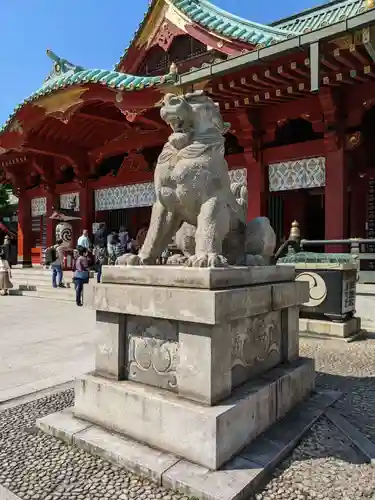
[126,316,179,392]
[268,157,326,192]
[150,19,184,51]
[31,196,47,217]
[231,310,281,388]
[60,192,80,211]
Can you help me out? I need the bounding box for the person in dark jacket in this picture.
[74,247,89,307]
[94,223,108,248]
[119,227,129,252]
[93,223,108,283]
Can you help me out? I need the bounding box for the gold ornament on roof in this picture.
[289,221,301,242]
[169,62,178,74]
[366,0,374,9]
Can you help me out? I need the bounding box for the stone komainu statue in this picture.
[118,91,276,267]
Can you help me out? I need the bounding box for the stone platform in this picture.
[300,316,364,342]
[37,388,340,500]
[37,265,316,499]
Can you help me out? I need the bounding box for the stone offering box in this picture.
[37,265,315,499]
[278,253,361,340]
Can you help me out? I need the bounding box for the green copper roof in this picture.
[115,0,365,70]
[273,0,364,33]
[278,252,358,264]
[0,51,176,135]
[172,0,293,46]
[114,0,293,70]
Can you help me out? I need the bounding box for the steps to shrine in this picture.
[9,268,76,302]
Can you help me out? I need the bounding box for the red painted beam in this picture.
[185,23,253,55]
[90,128,168,164]
[22,137,90,168]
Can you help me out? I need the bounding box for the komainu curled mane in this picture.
[118,91,276,267]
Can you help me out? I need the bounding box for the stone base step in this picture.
[13,282,74,291]
[8,268,96,302]
[37,389,341,500]
[10,288,76,302]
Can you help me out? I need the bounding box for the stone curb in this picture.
[325,408,375,465]
[36,389,341,500]
[300,330,368,343]
[0,485,22,500]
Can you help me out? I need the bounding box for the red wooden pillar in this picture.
[79,183,93,236]
[244,151,267,221]
[324,143,348,252]
[320,89,348,252]
[350,176,366,238]
[17,192,32,267]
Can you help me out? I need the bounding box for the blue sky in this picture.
[0,0,323,124]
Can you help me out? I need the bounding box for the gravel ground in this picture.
[0,337,374,500]
[255,337,375,500]
[0,390,187,500]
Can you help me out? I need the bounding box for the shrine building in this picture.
[1,0,375,265]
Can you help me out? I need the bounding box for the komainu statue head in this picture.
[160,91,230,149]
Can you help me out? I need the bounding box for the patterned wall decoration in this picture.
[268,157,325,192]
[31,197,47,217]
[60,192,80,211]
[95,183,156,212]
[229,167,247,185]
[94,168,247,212]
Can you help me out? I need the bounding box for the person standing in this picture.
[0,248,13,296]
[74,247,89,307]
[107,231,118,258]
[119,227,129,254]
[77,229,91,250]
[94,223,108,283]
[46,239,65,288]
[2,235,12,267]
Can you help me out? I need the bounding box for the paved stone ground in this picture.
[356,289,375,331]
[0,335,374,500]
[0,296,96,402]
[256,337,375,500]
[1,295,375,499]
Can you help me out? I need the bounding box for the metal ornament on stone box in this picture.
[278,251,358,321]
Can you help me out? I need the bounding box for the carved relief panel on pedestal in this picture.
[231,310,281,388]
[126,316,179,392]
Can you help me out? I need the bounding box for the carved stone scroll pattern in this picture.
[126,316,179,392]
[268,157,325,192]
[231,310,281,387]
[31,197,47,217]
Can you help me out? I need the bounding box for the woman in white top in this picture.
[0,249,13,295]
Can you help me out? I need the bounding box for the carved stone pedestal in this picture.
[37,266,317,500]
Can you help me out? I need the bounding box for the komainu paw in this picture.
[166,254,188,266]
[185,253,228,268]
[115,254,143,266]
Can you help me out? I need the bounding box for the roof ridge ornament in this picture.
[43,49,86,88]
